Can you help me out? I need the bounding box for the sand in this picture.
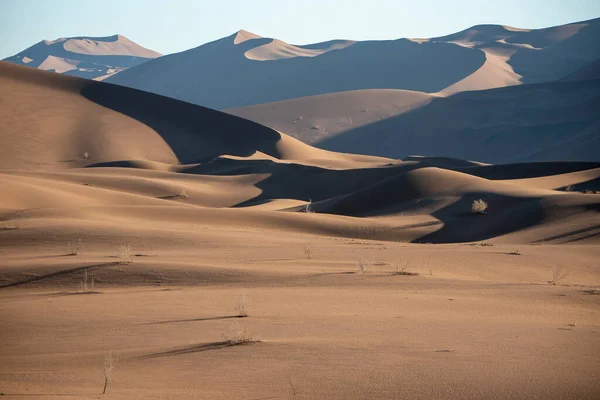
[3,34,160,81]
[105,18,600,110]
[230,78,600,163]
[1,61,599,399]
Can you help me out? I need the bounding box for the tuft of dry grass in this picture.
[471,199,488,215]
[303,199,315,213]
[303,246,312,260]
[235,294,248,317]
[78,269,89,293]
[176,188,188,199]
[508,249,521,256]
[393,263,420,276]
[82,151,89,160]
[549,266,568,285]
[103,351,116,395]
[118,244,132,264]
[356,258,369,274]
[222,321,254,345]
[66,241,79,256]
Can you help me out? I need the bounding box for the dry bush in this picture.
[78,269,89,293]
[222,321,254,345]
[176,188,188,199]
[508,249,521,256]
[303,199,315,213]
[303,246,312,260]
[471,199,488,214]
[235,294,248,317]
[66,241,79,256]
[118,244,132,264]
[103,350,116,395]
[82,151,89,160]
[549,266,568,285]
[393,263,419,276]
[356,258,369,274]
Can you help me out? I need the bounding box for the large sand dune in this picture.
[1,60,599,399]
[105,18,600,109]
[229,78,600,163]
[3,34,160,80]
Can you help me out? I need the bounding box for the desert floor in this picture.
[1,224,599,399]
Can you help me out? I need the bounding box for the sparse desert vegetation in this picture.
[356,258,370,274]
[103,351,115,395]
[66,240,79,256]
[1,11,600,400]
[471,199,488,214]
[393,263,420,276]
[235,294,248,317]
[549,266,568,285]
[303,246,312,259]
[221,321,255,345]
[118,244,132,264]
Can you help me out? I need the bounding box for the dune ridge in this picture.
[3,34,160,80]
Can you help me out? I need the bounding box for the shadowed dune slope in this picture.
[106,30,486,109]
[316,79,600,163]
[0,61,384,170]
[107,18,600,109]
[227,89,433,143]
[1,61,599,245]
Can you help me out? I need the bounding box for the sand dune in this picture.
[1,61,387,171]
[105,18,599,109]
[2,56,600,400]
[105,30,486,109]
[227,89,433,143]
[228,77,600,163]
[3,34,160,80]
[563,58,600,81]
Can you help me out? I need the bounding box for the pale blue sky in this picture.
[1,0,599,59]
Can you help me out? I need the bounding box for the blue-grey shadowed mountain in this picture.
[3,34,160,81]
[106,18,600,110]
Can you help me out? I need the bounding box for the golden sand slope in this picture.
[1,60,600,400]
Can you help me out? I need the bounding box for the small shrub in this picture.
[176,189,188,199]
[303,246,311,260]
[82,152,89,160]
[78,269,89,293]
[303,199,315,213]
[356,258,369,274]
[471,199,488,214]
[118,244,132,264]
[66,241,79,256]
[222,321,254,345]
[508,249,521,256]
[393,263,419,276]
[549,266,568,285]
[235,294,248,317]
[103,351,116,395]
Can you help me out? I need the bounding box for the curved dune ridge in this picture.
[104,18,600,110]
[234,77,600,163]
[227,89,433,143]
[1,61,599,248]
[3,34,160,80]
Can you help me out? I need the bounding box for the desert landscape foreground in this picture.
[1,51,600,400]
